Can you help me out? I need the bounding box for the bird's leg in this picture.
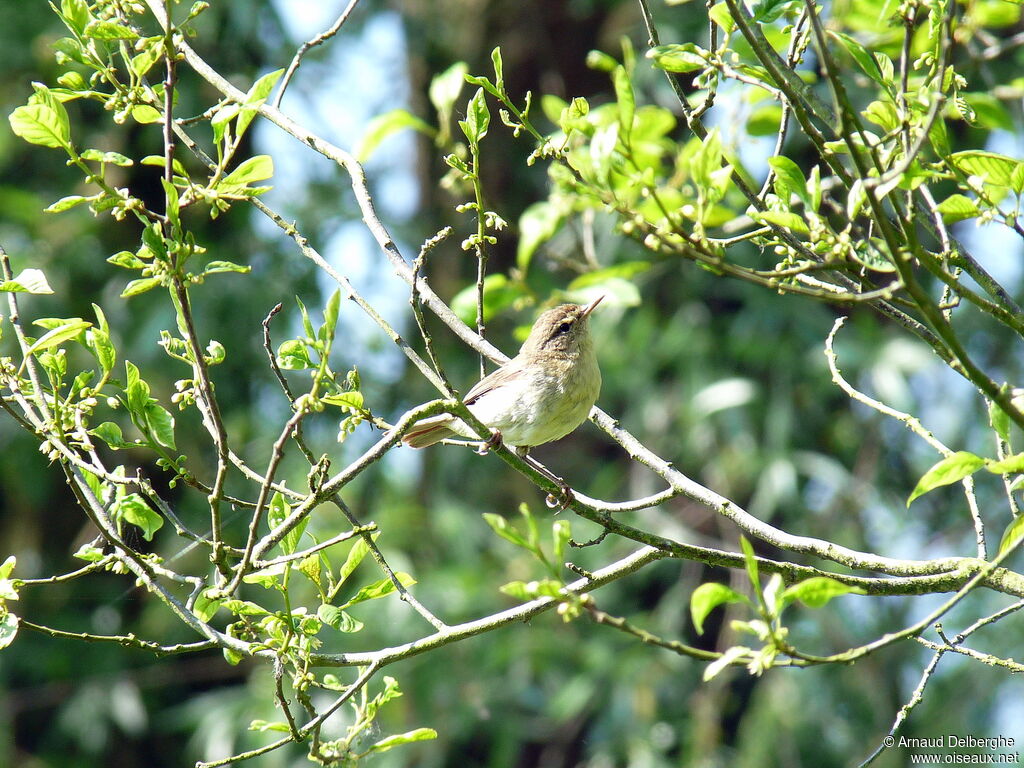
[476,429,503,456]
[516,447,575,510]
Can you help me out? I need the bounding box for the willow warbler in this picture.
[403,296,603,451]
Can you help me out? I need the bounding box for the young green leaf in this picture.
[367,728,438,754]
[985,453,1024,475]
[703,645,750,682]
[0,268,53,294]
[739,536,762,595]
[90,421,131,449]
[646,44,707,74]
[482,512,530,550]
[317,603,364,633]
[0,612,18,650]
[936,193,980,224]
[460,87,490,145]
[113,493,163,540]
[340,573,416,609]
[690,582,749,635]
[337,536,372,587]
[907,451,986,506]
[613,66,635,140]
[768,156,809,206]
[193,589,223,623]
[356,109,435,162]
[949,151,1018,188]
[781,577,866,609]
[998,516,1024,556]
[26,319,91,355]
[143,402,176,450]
[9,104,71,150]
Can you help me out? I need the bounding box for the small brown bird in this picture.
[403,297,603,452]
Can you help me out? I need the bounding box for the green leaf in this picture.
[828,31,886,87]
[113,493,163,540]
[268,491,304,555]
[122,362,144,414]
[84,20,138,39]
[341,573,416,609]
[221,599,271,617]
[516,201,564,273]
[907,451,986,506]
[613,66,635,140]
[321,391,364,410]
[249,720,291,733]
[242,563,285,589]
[429,61,468,140]
[752,0,799,22]
[130,40,163,79]
[0,268,53,294]
[26,319,91,355]
[936,193,980,224]
[998,516,1024,555]
[646,43,707,74]
[0,612,18,650]
[120,277,162,298]
[781,577,866,609]
[237,68,284,138]
[81,148,134,166]
[321,288,340,344]
[985,453,1024,474]
[220,155,274,191]
[193,589,223,622]
[949,151,1019,188]
[275,339,312,370]
[337,536,372,587]
[8,104,70,149]
[690,582,749,635]
[130,105,162,124]
[0,556,15,581]
[459,87,490,145]
[44,195,90,213]
[751,210,809,234]
[317,603,363,633]
[143,403,176,450]
[482,512,530,550]
[708,2,736,33]
[1011,164,1024,196]
[73,543,106,562]
[141,154,187,176]
[739,536,761,595]
[61,0,92,33]
[703,645,750,681]
[202,260,251,275]
[551,520,571,566]
[356,109,435,162]
[989,401,1011,444]
[368,728,438,754]
[499,579,564,600]
[90,421,131,449]
[768,156,809,206]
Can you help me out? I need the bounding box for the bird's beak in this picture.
[581,295,604,318]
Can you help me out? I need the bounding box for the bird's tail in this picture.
[402,417,457,448]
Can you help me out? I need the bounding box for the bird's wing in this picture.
[463,358,523,405]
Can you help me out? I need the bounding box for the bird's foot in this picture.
[476,429,503,456]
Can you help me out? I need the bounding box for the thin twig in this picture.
[271,0,361,110]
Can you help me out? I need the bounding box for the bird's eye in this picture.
[556,320,573,335]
